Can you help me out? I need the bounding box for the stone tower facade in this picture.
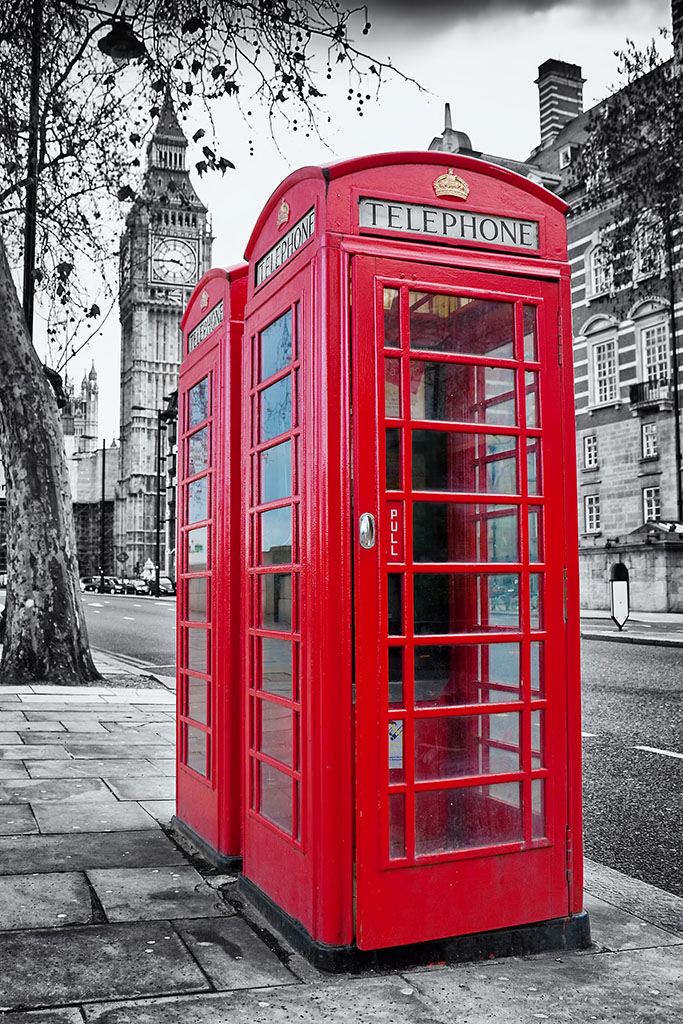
[115,94,212,574]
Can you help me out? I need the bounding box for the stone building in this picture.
[115,93,211,576]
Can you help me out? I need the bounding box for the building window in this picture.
[559,145,572,169]
[585,494,601,533]
[583,434,598,468]
[588,245,609,297]
[592,339,618,405]
[641,322,669,383]
[643,486,661,523]
[642,422,658,459]
[634,214,663,279]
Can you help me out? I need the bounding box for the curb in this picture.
[581,630,683,648]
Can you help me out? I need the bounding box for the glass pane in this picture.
[531,709,545,769]
[189,378,209,428]
[384,287,400,348]
[188,527,208,572]
[410,362,516,425]
[526,371,540,427]
[530,574,544,630]
[528,508,543,562]
[188,628,207,674]
[260,311,292,382]
[259,761,292,833]
[188,427,209,476]
[260,573,293,631]
[523,305,538,361]
[260,507,292,565]
[386,429,401,490]
[409,292,514,358]
[413,503,518,563]
[388,647,404,706]
[527,440,541,496]
[530,641,545,697]
[414,642,520,706]
[389,720,404,781]
[261,441,292,503]
[188,476,208,524]
[415,782,523,855]
[388,574,403,635]
[532,779,546,839]
[260,637,292,697]
[415,712,520,781]
[389,793,406,859]
[414,573,520,634]
[412,431,517,495]
[260,699,292,767]
[185,725,207,775]
[187,578,208,621]
[260,375,291,442]
[385,359,401,416]
[187,677,207,724]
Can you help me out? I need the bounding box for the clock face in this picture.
[151,237,197,284]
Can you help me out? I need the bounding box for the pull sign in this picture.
[359,513,376,549]
[387,502,404,562]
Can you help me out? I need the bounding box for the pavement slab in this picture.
[0,733,23,744]
[105,777,175,801]
[140,800,176,823]
[81,976,442,1024]
[0,804,38,835]
[0,1009,84,1024]
[58,721,109,734]
[586,857,683,937]
[0,778,114,804]
[31,799,158,834]
[26,759,166,779]
[13,722,66,733]
[0,762,29,779]
[0,744,71,760]
[584,892,683,951]
[0,830,187,875]
[176,917,299,990]
[0,921,210,1010]
[87,866,229,923]
[66,744,173,760]
[0,872,92,930]
[23,711,148,722]
[146,760,177,777]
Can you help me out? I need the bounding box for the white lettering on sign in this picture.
[255,208,316,286]
[390,506,400,559]
[188,299,224,352]
[359,197,539,250]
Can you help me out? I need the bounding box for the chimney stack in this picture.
[535,59,585,148]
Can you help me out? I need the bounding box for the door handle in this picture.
[359,512,376,549]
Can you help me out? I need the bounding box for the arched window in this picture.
[586,243,610,297]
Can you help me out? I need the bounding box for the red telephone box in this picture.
[238,152,588,964]
[174,264,247,866]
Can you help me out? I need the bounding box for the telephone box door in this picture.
[353,255,572,950]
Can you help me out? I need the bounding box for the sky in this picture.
[44,0,672,443]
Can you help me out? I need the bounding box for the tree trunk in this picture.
[0,235,100,684]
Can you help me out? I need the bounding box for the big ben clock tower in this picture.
[115,93,211,574]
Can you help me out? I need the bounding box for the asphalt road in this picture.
[81,592,177,674]
[581,637,683,898]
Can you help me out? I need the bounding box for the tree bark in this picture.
[0,234,100,684]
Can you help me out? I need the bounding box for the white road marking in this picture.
[635,745,683,761]
[582,732,597,738]
[123,616,135,621]
[88,603,104,608]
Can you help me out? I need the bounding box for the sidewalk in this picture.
[0,672,682,1021]
[581,608,683,647]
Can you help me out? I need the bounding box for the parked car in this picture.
[121,578,150,595]
[80,576,124,594]
[157,576,176,596]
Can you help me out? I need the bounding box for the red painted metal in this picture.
[176,264,247,859]
[239,153,580,952]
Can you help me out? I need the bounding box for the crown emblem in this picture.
[200,288,209,310]
[277,200,290,229]
[433,169,470,201]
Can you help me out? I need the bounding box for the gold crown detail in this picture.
[277,200,290,229]
[200,288,209,309]
[433,169,470,201]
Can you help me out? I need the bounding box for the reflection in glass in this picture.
[526,371,540,427]
[260,507,292,565]
[414,642,520,706]
[188,628,207,674]
[188,427,209,476]
[409,292,514,358]
[412,431,517,495]
[415,782,523,855]
[523,305,538,361]
[388,719,404,779]
[260,573,293,631]
[415,712,520,780]
[388,574,403,635]
[260,637,292,697]
[259,761,292,833]
[187,677,207,724]
[261,375,291,441]
[388,647,404,706]
[260,311,292,381]
[527,440,541,495]
[188,578,208,621]
[530,642,544,697]
[413,503,518,563]
[531,709,544,768]
[185,724,207,775]
[386,430,401,490]
[261,441,292,503]
[188,476,208,524]
[260,699,292,767]
[414,573,520,633]
[529,508,542,562]
[532,779,546,839]
[530,574,544,630]
[384,287,400,348]
[389,793,406,859]
[410,361,516,425]
[189,378,209,428]
[385,359,401,416]
[188,527,208,571]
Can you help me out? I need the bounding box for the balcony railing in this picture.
[629,378,673,412]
